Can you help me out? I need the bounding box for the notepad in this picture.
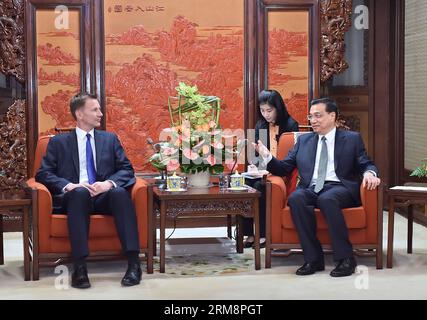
[390,186,427,192]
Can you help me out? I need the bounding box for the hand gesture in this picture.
[88,181,114,197]
[65,181,113,197]
[362,172,381,190]
[252,140,271,159]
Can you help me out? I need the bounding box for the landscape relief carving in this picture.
[104,0,245,171]
[29,0,355,174]
[267,11,310,126]
[36,9,81,135]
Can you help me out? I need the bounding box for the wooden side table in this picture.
[153,185,261,273]
[140,174,236,257]
[0,191,34,280]
[387,187,427,268]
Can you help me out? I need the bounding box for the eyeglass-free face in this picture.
[76,98,103,131]
[260,103,277,124]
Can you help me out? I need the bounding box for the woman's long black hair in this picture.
[257,89,290,126]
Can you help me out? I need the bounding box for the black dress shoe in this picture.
[252,238,266,249]
[330,257,357,277]
[243,237,254,248]
[121,263,142,286]
[71,265,91,289]
[295,261,325,276]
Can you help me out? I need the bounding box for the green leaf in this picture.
[410,159,427,178]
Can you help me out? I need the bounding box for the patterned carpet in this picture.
[153,252,255,277]
[3,215,427,300]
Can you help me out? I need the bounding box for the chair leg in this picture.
[227,216,232,239]
[236,216,243,253]
[407,205,413,254]
[152,227,157,257]
[32,258,40,281]
[146,251,153,274]
[376,246,383,270]
[265,246,271,268]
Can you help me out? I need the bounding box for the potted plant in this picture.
[410,158,427,178]
[149,82,244,187]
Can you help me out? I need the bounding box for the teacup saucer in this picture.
[227,186,248,191]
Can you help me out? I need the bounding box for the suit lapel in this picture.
[334,129,345,171]
[69,130,79,179]
[94,129,104,173]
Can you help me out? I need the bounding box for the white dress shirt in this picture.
[262,126,377,181]
[261,129,340,185]
[62,128,116,192]
[310,127,340,186]
[75,126,97,184]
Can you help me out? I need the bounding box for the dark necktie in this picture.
[86,133,96,184]
[314,136,327,193]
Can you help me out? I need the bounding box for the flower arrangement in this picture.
[149,83,244,175]
[410,158,427,178]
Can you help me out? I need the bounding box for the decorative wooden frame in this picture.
[252,0,319,125]
[25,0,100,175]
[244,0,258,130]
[22,0,350,174]
[19,0,398,187]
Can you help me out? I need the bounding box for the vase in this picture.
[157,170,167,189]
[187,171,211,187]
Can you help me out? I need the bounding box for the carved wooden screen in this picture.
[103,0,245,171]
[23,0,323,173]
[0,1,26,192]
[257,0,319,126]
[25,0,94,168]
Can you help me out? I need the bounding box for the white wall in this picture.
[405,0,427,170]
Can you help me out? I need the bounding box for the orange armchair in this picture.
[265,132,383,269]
[26,136,153,280]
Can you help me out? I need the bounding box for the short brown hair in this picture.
[70,92,98,120]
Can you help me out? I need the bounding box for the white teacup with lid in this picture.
[167,172,182,191]
[230,170,244,188]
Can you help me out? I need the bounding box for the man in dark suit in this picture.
[36,93,141,288]
[255,98,381,277]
